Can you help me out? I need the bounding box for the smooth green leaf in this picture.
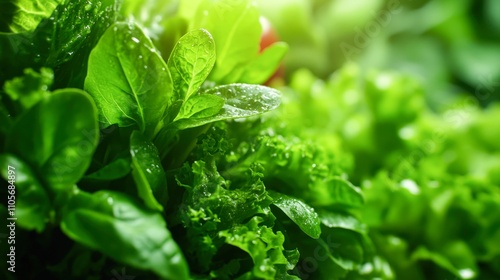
[61,190,189,280]
[84,22,172,138]
[174,94,224,121]
[4,67,53,109]
[84,157,131,181]
[5,89,99,191]
[0,154,50,232]
[319,211,367,234]
[0,0,61,33]
[167,28,216,101]
[189,0,261,82]
[130,130,167,212]
[269,190,321,239]
[312,177,364,208]
[239,42,288,84]
[173,83,281,130]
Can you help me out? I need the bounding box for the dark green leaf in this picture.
[0,0,61,33]
[0,102,12,135]
[167,28,216,101]
[316,229,364,271]
[0,154,50,232]
[5,89,99,191]
[0,0,120,88]
[84,22,172,138]
[269,190,321,239]
[84,157,131,181]
[61,190,189,279]
[130,130,167,211]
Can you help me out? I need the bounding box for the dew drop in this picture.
[458,269,475,279]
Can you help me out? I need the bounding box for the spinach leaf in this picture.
[173,83,281,130]
[130,130,167,212]
[269,191,321,239]
[61,190,189,280]
[84,22,172,139]
[167,28,216,101]
[5,89,99,191]
[0,154,50,232]
[0,0,120,88]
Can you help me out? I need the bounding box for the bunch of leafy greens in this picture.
[279,64,500,280]
[1,0,500,280]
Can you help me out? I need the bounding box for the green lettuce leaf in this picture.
[0,0,62,33]
[172,84,281,130]
[167,28,216,101]
[5,89,99,191]
[0,154,50,232]
[84,22,172,138]
[61,190,190,279]
[269,190,321,239]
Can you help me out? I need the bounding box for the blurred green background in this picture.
[257,0,500,109]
